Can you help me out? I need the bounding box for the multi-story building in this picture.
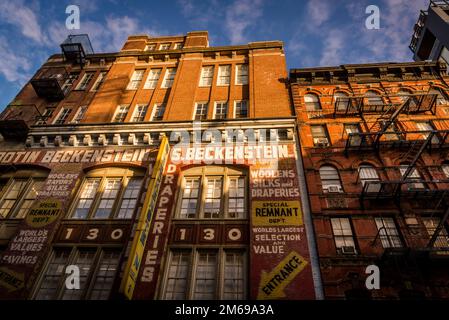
[290,61,449,299]
[0,32,321,300]
[410,0,449,66]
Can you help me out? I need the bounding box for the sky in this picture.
[0,0,430,109]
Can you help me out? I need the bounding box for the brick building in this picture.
[290,61,449,299]
[0,32,321,300]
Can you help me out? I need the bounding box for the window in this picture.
[53,108,72,125]
[344,123,362,146]
[34,248,121,300]
[214,102,228,119]
[127,70,145,90]
[71,106,87,124]
[113,105,130,122]
[430,88,448,105]
[235,64,248,85]
[199,66,214,87]
[61,72,80,94]
[304,93,321,111]
[151,103,166,121]
[319,166,342,193]
[443,163,449,178]
[399,165,425,190]
[422,217,449,248]
[334,92,350,111]
[194,103,208,120]
[131,105,148,122]
[217,65,231,86]
[162,249,246,300]
[145,44,156,51]
[70,168,143,220]
[311,125,330,147]
[415,121,439,144]
[365,90,383,106]
[234,100,248,118]
[159,43,171,50]
[358,165,380,193]
[397,89,412,103]
[177,167,246,219]
[174,43,183,50]
[162,68,176,88]
[75,72,94,90]
[143,69,162,89]
[35,107,55,125]
[331,218,356,253]
[91,72,106,91]
[374,217,403,248]
[0,169,48,219]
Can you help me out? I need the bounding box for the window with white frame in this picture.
[61,72,80,94]
[162,68,176,88]
[199,66,214,87]
[174,43,183,50]
[127,70,145,90]
[71,106,88,124]
[159,43,171,50]
[344,123,362,146]
[75,72,95,90]
[113,105,130,122]
[235,64,248,85]
[304,93,321,111]
[70,168,143,220]
[53,108,72,125]
[374,217,403,248]
[131,105,148,122]
[334,92,350,111]
[319,165,342,193]
[365,90,384,106]
[177,167,246,219]
[0,170,47,219]
[91,72,107,91]
[217,65,231,86]
[399,165,426,190]
[311,125,330,146]
[214,102,228,119]
[145,44,156,51]
[415,121,440,144]
[34,247,121,300]
[162,249,246,300]
[194,103,208,120]
[35,107,55,125]
[422,217,449,248]
[143,69,162,89]
[234,100,248,118]
[331,218,356,253]
[358,164,381,193]
[151,103,166,121]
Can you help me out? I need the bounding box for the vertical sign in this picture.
[250,144,316,300]
[121,136,169,299]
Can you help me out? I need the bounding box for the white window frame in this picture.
[217,65,231,86]
[127,70,145,90]
[374,217,403,248]
[145,44,156,51]
[75,72,95,90]
[193,102,208,120]
[174,43,183,50]
[213,101,228,120]
[71,106,88,124]
[90,71,107,92]
[319,165,343,192]
[159,43,171,50]
[331,218,356,253]
[235,64,248,85]
[151,103,166,121]
[199,66,214,87]
[131,104,148,122]
[53,108,72,125]
[234,100,248,119]
[143,69,162,89]
[112,105,130,123]
[161,68,176,88]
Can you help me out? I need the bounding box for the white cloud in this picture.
[0,0,48,44]
[0,36,32,84]
[319,29,346,66]
[306,0,333,29]
[225,0,265,44]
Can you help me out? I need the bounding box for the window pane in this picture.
[94,178,122,219]
[214,102,228,119]
[61,249,95,300]
[163,251,191,300]
[193,251,217,300]
[73,178,101,219]
[180,177,200,218]
[331,218,355,249]
[236,64,248,85]
[14,180,45,219]
[89,250,121,300]
[127,70,145,90]
[204,177,222,219]
[144,69,161,89]
[223,251,245,299]
[114,105,130,122]
[152,104,166,121]
[423,217,449,248]
[132,105,148,122]
[217,65,231,85]
[228,177,245,218]
[304,94,321,111]
[235,101,248,118]
[200,66,214,86]
[35,249,71,300]
[162,68,176,88]
[117,178,142,219]
[0,179,27,218]
[375,217,402,248]
[195,103,208,120]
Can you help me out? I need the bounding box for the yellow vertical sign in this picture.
[120,136,169,299]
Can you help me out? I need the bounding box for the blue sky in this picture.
[0,0,430,109]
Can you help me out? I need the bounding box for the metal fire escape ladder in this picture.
[426,205,449,248]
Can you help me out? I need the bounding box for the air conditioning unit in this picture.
[314,138,329,147]
[340,246,356,255]
[325,185,343,193]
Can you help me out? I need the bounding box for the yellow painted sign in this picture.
[257,251,308,300]
[252,201,302,226]
[25,199,62,228]
[0,267,25,292]
[121,136,169,299]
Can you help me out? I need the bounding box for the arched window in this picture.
[70,167,144,219]
[177,166,247,219]
[430,87,448,105]
[319,165,343,193]
[399,164,425,190]
[364,90,383,106]
[304,93,321,111]
[334,91,350,111]
[0,168,49,219]
[358,164,381,192]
